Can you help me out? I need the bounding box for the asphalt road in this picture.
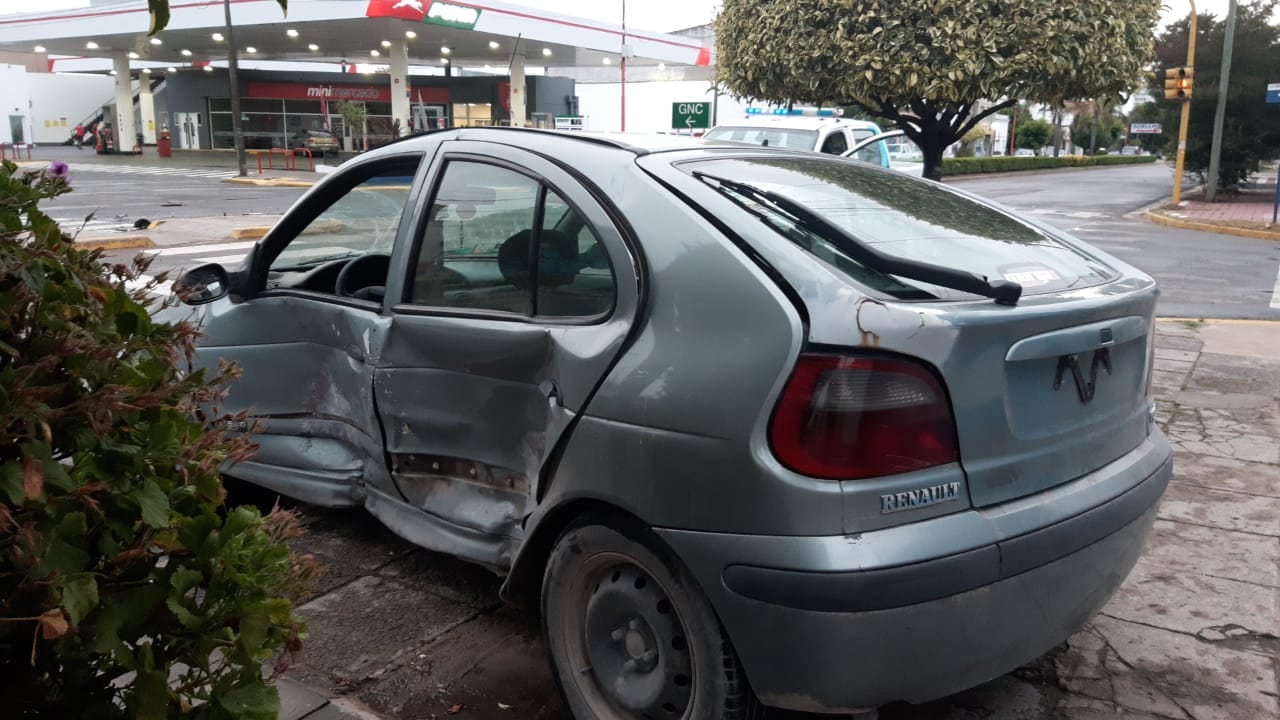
[953,163,1280,320]
[72,154,1280,320]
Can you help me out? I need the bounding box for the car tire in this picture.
[542,518,760,720]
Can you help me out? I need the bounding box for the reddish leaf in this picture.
[38,608,69,640]
[23,457,43,499]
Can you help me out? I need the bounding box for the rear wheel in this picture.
[541,520,758,720]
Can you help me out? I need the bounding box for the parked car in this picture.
[704,110,894,168]
[170,128,1171,719]
[1014,148,1036,157]
[291,128,341,158]
[844,129,925,177]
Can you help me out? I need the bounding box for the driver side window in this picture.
[266,159,422,299]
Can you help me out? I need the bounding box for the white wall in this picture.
[576,80,750,133]
[29,72,115,144]
[0,65,33,145]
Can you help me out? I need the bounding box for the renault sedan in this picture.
[172,128,1172,719]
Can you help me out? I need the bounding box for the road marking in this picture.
[145,241,257,257]
[125,274,173,297]
[198,254,250,266]
[71,164,239,179]
[1270,264,1280,310]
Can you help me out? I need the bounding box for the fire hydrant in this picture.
[157,129,172,158]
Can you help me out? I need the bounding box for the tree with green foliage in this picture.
[715,0,1163,180]
[1016,119,1052,151]
[1147,0,1280,194]
[1070,101,1126,154]
[0,161,319,718]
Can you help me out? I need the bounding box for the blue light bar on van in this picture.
[745,107,842,117]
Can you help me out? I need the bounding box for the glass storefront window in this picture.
[452,103,492,128]
[285,100,323,114]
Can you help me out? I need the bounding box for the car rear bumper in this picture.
[656,430,1172,713]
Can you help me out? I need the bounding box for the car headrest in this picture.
[497,229,580,289]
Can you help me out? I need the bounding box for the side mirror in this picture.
[173,263,230,305]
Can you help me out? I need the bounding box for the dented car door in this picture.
[203,154,427,507]
[371,141,639,568]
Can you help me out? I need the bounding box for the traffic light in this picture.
[1164,66,1194,100]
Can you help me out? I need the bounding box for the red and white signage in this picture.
[366,0,428,21]
[246,81,449,104]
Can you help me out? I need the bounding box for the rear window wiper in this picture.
[692,171,1022,306]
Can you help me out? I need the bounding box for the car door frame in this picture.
[365,139,644,570]
[214,147,436,507]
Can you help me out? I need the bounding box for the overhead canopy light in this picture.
[150,38,162,46]
[406,30,417,39]
[181,49,192,57]
[488,41,500,49]
[246,47,258,53]
[542,48,552,57]
[127,51,140,59]
[308,43,320,51]
[34,45,46,53]
[212,32,224,41]
[287,29,299,38]
[86,41,99,49]
[381,40,392,48]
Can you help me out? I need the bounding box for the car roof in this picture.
[711,117,880,131]
[367,127,760,157]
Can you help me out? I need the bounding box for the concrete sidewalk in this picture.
[1146,179,1280,241]
[74,214,284,251]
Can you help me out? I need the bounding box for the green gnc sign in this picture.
[672,102,710,129]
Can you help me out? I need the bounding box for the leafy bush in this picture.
[0,160,317,719]
[942,154,1158,176]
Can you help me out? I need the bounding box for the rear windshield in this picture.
[703,126,818,150]
[684,156,1117,300]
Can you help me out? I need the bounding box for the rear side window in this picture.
[819,132,848,155]
[407,161,616,318]
[684,156,1116,300]
[703,126,818,150]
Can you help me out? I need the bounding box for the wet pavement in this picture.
[256,318,1279,720]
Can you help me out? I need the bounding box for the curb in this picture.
[229,226,272,240]
[1144,209,1280,241]
[74,235,156,250]
[1160,317,1280,325]
[223,177,316,188]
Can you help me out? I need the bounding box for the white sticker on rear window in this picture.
[1002,266,1062,288]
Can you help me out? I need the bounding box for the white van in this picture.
[704,109,894,169]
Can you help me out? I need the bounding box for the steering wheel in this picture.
[335,253,392,300]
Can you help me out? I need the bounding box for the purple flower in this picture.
[48,161,70,180]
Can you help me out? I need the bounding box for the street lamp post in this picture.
[1206,0,1237,203]
[1172,0,1198,205]
[223,0,247,177]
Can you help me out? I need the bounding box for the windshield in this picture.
[704,126,819,150]
[683,156,1116,300]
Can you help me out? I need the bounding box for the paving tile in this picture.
[1058,615,1278,720]
[1170,451,1280,499]
[1141,519,1280,588]
[293,574,479,691]
[1157,483,1280,537]
[1102,559,1279,641]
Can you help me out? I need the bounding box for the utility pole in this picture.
[620,0,627,132]
[1090,100,1100,155]
[223,0,246,177]
[1172,0,1198,205]
[1206,0,1237,202]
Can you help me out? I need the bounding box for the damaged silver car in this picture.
[172,128,1173,719]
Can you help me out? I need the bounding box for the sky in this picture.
[0,0,1254,32]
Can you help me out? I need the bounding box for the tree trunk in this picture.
[920,126,947,182]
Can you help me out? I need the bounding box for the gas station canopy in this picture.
[0,0,713,71]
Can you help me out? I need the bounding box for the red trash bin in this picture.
[157,130,172,158]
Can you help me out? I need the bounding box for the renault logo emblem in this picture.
[1054,347,1113,404]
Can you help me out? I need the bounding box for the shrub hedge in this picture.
[941,154,1159,176]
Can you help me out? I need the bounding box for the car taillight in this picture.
[769,353,959,480]
[1142,320,1156,397]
